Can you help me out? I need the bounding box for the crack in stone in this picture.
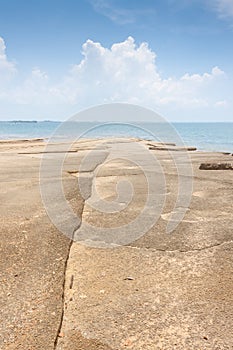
[54,151,109,349]
[19,150,78,154]
[54,146,233,348]
[53,224,80,350]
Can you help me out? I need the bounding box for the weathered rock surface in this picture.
[199,162,233,170]
[57,139,233,350]
[1,138,233,350]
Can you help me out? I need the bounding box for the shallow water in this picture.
[0,121,232,152]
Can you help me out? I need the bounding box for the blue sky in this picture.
[0,0,233,121]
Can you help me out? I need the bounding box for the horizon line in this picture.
[0,120,233,123]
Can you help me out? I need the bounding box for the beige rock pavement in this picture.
[0,138,233,350]
[57,139,233,350]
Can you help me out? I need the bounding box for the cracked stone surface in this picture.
[1,138,233,350]
[57,139,233,350]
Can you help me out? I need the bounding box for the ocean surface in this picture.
[0,121,232,152]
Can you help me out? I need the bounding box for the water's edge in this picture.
[0,122,232,153]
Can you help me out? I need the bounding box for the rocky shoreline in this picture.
[1,138,233,350]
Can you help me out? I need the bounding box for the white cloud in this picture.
[0,37,16,78]
[13,68,49,104]
[213,0,233,18]
[181,66,225,83]
[0,36,228,116]
[215,99,227,107]
[89,0,155,24]
[62,36,225,109]
[89,0,136,24]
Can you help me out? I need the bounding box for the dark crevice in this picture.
[53,220,83,350]
[53,153,109,349]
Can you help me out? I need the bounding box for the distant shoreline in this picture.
[1,120,233,123]
[0,121,232,153]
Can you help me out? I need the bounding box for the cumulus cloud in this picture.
[54,37,225,107]
[0,37,16,79]
[66,36,162,106]
[181,66,225,83]
[0,36,228,113]
[61,36,226,109]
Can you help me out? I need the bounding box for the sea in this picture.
[0,121,233,153]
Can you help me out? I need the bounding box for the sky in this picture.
[0,0,233,121]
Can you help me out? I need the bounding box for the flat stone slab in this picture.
[56,139,233,350]
[1,138,233,350]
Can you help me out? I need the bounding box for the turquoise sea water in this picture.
[0,121,232,152]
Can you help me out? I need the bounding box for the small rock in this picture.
[122,336,137,347]
[123,339,132,347]
[124,277,134,281]
[199,163,233,170]
[79,294,87,299]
